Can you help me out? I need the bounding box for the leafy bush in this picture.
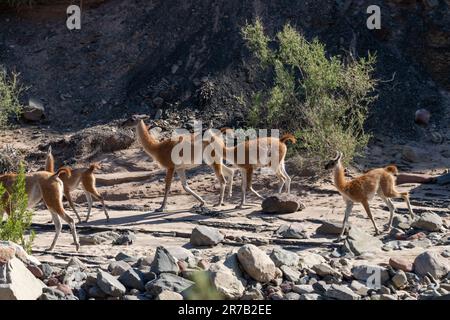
[0,163,35,253]
[241,19,377,166]
[0,67,24,128]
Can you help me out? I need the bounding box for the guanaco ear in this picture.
[47,145,52,154]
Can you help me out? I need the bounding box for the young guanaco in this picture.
[324,151,415,240]
[0,167,80,251]
[123,115,234,212]
[208,129,296,208]
[45,147,109,223]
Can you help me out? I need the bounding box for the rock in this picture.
[118,269,145,291]
[209,262,245,299]
[156,290,183,300]
[344,226,382,256]
[389,257,414,272]
[96,270,126,297]
[292,284,315,294]
[23,98,45,121]
[280,265,301,282]
[0,257,46,300]
[299,293,321,300]
[190,226,224,246]
[115,252,137,264]
[108,260,131,276]
[351,265,390,285]
[325,284,360,300]
[312,263,341,278]
[237,244,276,283]
[154,109,163,120]
[316,220,345,235]
[414,108,430,127]
[66,257,87,271]
[112,231,136,245]
[56,283,73,296]
[350,280,370,296]
[392,270,408,289]
[402,145,431,163]
[40,287,66,300]
[40,263,53,278]
[284,292,301,300]
[27,264,44,279]
[413,251,450,279]
[165,247,195,262]
[269,247,299,267]
[275,223,307,239]
[80,231,121,245]
[298,253,326,269]
[411,212,443,232]
[151,246,180,274]
[261,193,305,214]
[145,273,194,297]
[312,281,330,293]
[241,288,264,300]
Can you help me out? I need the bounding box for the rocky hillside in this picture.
[0,0,449,136]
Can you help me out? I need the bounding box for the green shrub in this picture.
[0,67,24,128]
[0,163,35,253]
[241,19,377,167]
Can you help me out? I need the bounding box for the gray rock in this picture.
[312,263,341,278]
[262,193,305,214]
[65,257,87,271]
[209,262,245,299]
[23,98,45,121]
[237,244,277,283]
[165,247,195,262]
[108,260,131,276]
[96,270,126,297]
[156,290,184,300]
[412,212,443,232]
[151,246,179,274]
[275,223,307,239]
[351,265,390,285]
[190,226,224,246]
[297,253,326,269]
[344,226,382,256]
[392,270,408,289]
[414,251,450,279]
[118,269,145,291]
[292,284,315,294]
[80,231,121,245]
[145,273,194,297]
[284,292,301,300]
[349,280,370,296]
[270,247,299,267]
[316,220,345,235]
[280,265,301,282]
[41,263,54,278]
[39,287,66,300]
[88,285,108,299]
[325,284,360,300]
[115,252,138,264]
[113,231,136,245]
[299,293,322,300]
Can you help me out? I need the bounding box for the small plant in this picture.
[0,163,35,253]
[186,271,223,300]
[241,19,377,167]
[0,67,24,128]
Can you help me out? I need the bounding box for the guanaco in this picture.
[45,147,109,223]
[208,129,296,208]
[0,167,80,251]
[324,151,415,240]
[123,115,234,211]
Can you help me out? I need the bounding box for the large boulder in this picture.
[0,257,46,300]
[237,245,276,282]
[22,97,45,122]
[413,251,450,279]
[190,226,224,247]
[411,212,443,232]
[261,194,305,214]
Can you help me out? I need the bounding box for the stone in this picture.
[350,280,370,296]
[27,264,44,279]
[414,108,430,126]
[412,212,443,232]
[0,257,46,300]
[209,262,245,299]
[269,247,299,267]
[325,284,360,300]
[351,264,390,284]
[190,226,224,246]
[344,226,382,256]
[151,246,179,275]
[40,287,65,300]
[292,284,315,294]
[389,257,414,272]
[118,269,145,291]
[312,263,341,278]
[40,263,53,278]
[402,145,431,163]
[413,251,450,279]
[66,257,86,271]
[284,292,301,300]
[88,285,108,299]
[145,273,194,297]
[237,244,276,283]
[298,252,326,269]
[261,193,305,214]
[115,252,137,263]
[112,231,136,245]
[56,283,73,296]
[280,265,301,282]
[392,270,408,289]
[316,220,345,235]
[165,247,195,262]
[108,260,131,276]
[156,290,183,300]
[275,223,307,239]
[80,231,121,245]
[23,98,45,121]
[96,270,126,297]
[241,288,264,300]
[299,293,321,300]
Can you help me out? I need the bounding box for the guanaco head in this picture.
[121,114,150,128]
[324,151,343,170]
[384,165,399,176]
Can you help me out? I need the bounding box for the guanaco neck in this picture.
[333,160,347,191]
[136,120,158,153]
